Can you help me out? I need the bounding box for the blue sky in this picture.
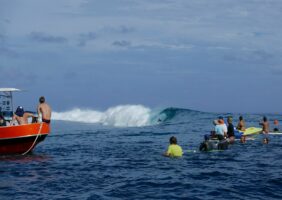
[1,0,282,113]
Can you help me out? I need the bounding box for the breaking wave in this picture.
[52,105,153,127]
[52,105,202,127]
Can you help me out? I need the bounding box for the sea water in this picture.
[1,106,282,200]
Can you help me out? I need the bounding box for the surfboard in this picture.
[242,127,262,136]
[268,132,282,135]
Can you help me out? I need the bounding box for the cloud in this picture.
[77,32,96,47]
[112,40,131,47]
[29,32,68,44]
[102,25,135,34]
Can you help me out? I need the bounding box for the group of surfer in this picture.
[0,96,52,126]
[164,115,279,157]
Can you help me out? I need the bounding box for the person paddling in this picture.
[236,116,246,131]
[259,116,269,134]
[163,136,183,157]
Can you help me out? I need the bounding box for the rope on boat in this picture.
[22,123,43,155]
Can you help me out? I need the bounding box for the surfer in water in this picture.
[227,116,235,144]
[236,116,246,131]
[273,119,279,132]
[263,137,269,144]
[259,116,269,134]
[163,136,183,157]
[37,96,52,124]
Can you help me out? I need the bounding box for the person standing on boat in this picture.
[37,96,52,124]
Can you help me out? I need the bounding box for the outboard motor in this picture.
[199,134,229,151]
[218,139,228,150]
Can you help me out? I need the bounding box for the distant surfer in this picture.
[37,96,52,124]
[163,136,183,157]
[240,135,246,143]
[236,116,246,131]
[263,137,269,144]
[259,116,269,134]
[273,119,279,132]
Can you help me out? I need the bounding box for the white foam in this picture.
[52,105,153,127]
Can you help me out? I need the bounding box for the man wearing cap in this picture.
[10,106,26,125]
[214,116,228,140]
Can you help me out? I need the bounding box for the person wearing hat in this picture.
[214,116,227,140]
[10,106,26,125]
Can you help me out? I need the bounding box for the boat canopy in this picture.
[0,88,21,92]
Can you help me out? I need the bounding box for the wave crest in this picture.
[52,105,152,127]
[52,105,201,127]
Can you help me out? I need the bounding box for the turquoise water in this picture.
[1,108,282,199]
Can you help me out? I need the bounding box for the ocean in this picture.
[1,105,282,200]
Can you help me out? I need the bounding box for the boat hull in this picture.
[0,123,50,155]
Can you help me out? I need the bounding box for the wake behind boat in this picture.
[0,88,50,155]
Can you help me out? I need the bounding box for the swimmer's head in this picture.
[170,136,177,144]
[263,137,269,144]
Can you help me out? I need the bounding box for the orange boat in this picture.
[0,88,50,155]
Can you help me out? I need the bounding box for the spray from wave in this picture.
[52,105,153,127]
[52,105,202,127]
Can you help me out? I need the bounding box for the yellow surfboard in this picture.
[242,127,262,136]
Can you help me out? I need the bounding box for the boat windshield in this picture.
[0,88,20,121]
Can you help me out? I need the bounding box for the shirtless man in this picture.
[10,106,26,125]
[259,116,269,134]
[236,116,246,131]
[37,96,52,124]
